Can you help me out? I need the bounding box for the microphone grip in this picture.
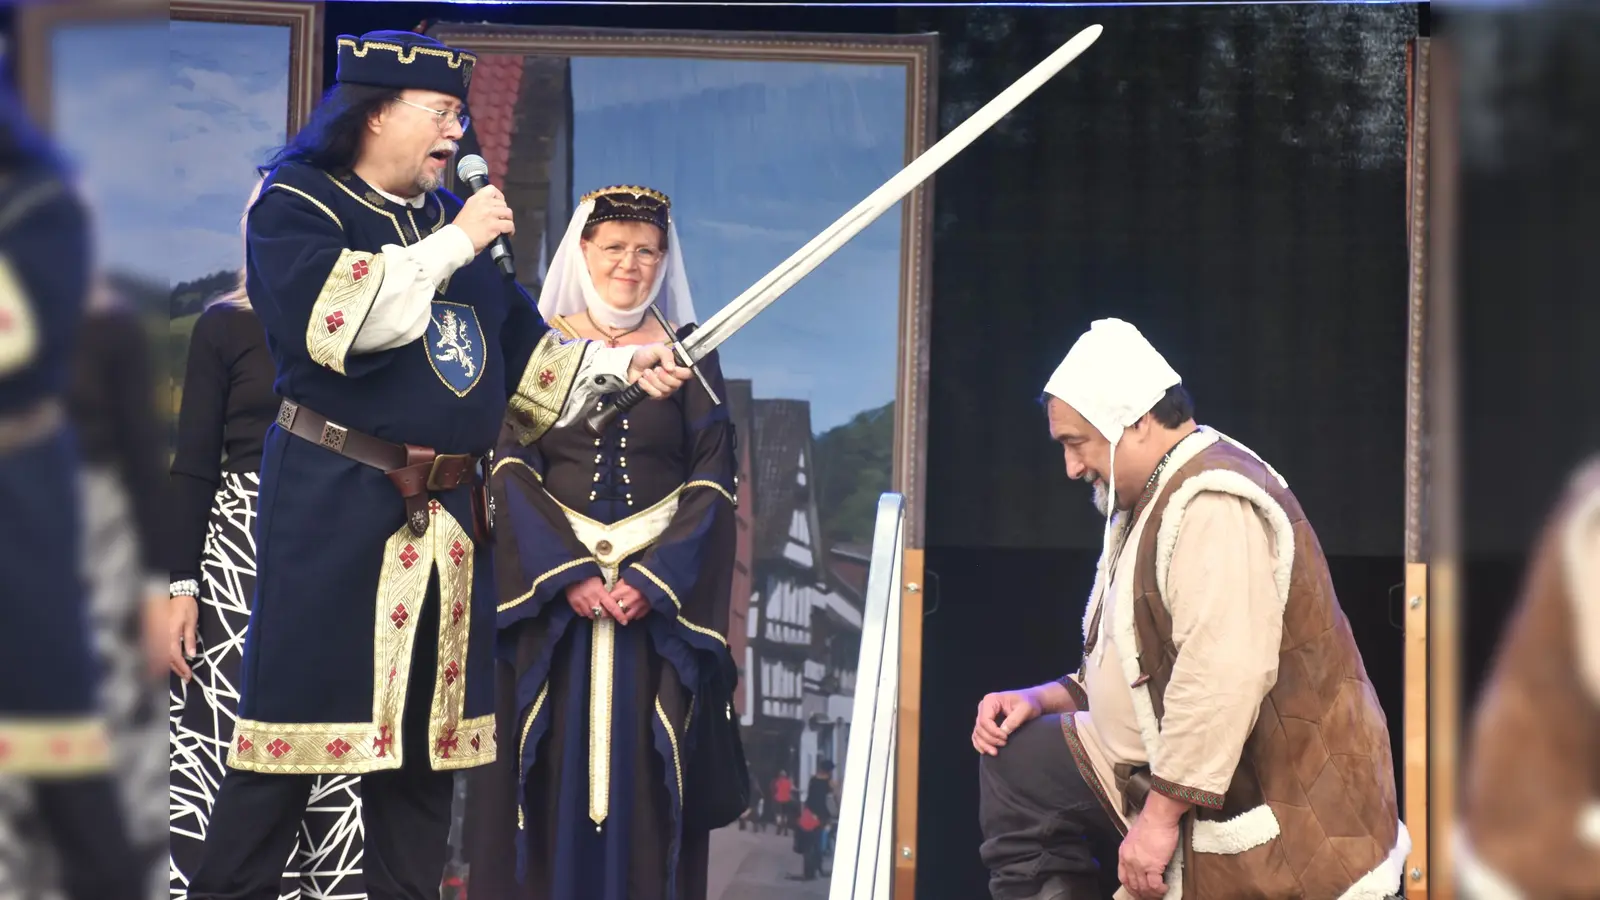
[584,382,650,437]
[464,174,516,279]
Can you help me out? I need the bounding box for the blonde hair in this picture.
[208,176,265,310]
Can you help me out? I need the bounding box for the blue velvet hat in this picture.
[335,31,477,101]
[580,185,671,232]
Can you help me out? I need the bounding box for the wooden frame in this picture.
[168,0,325,136]
[14,0,167,126]
[426,23,937,894]
[1402,36,1432,900]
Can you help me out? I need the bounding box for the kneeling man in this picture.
[973,319,1407,900]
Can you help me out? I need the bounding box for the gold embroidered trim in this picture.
[580,184,671,208]
[268,183,343,230]
[507,330,585,446]
[632,563,728,646]
[323,174,408,246]
[491,455,542,481]
[230,503,495,774]
[590,616,615,825]
[516,681,549,831]
[306,249,384,374]
[0,255,39,377]
[338,37,476,69]
[0,718,110,777]
[497,557,597,615]
[656,696,683,799]
[684,479,736,507]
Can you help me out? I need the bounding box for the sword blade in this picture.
[681,24,1103,359]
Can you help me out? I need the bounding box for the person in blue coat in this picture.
[0,80,143,899]
[183,29,691,899]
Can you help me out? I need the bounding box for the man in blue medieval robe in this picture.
[183,30,691,899]
[0,80,144,898]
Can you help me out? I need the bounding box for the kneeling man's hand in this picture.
[970,688,1042,756]
[1118,796,1183,899]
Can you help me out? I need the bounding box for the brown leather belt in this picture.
[276,398,483,537]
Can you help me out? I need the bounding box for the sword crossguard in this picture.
[647,304,721,406]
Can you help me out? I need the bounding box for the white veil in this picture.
[536,197,698,331]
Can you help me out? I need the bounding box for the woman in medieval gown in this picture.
[463,185,739,900]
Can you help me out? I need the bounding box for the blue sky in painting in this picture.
[168,19,290,285]
[50,20,167,285]
[568,57,906,435]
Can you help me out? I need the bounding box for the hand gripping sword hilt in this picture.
[584,382,648,437]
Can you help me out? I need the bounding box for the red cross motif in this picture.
[388,665,398,684]
[537,368,556,388]
[237,735,253,753]
[0,309,11,330]
[471,734,482,751]
[351,259,370,281]
[0,740,11,760]
[443,660,461,686]
[325,311,345,334]
[50,738,71,758]
[449,540,466,567]
[391,603,410,629]
[399,543,420,569]
[436,727,459,759]
[266,738,293,758]
[430,499,442,512]
[373,726,394,758]
[451,600,465,625]
[326,738,353,758]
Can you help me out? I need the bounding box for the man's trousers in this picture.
[978,714,1123,900]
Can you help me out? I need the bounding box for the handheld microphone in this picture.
[455,154,516,279]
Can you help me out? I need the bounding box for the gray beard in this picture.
[1090,480,1111,517]
[415,170,442,195]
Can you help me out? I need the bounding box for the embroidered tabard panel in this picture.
[0,717,111,777]
[229,501,495,775]
[507,330,585,446]
[306,249,385,375]
[0,256,39,378]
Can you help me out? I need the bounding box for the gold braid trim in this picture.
[631,563,728,646]
[305,249,384,375]
[516,681,550,831]
[230,502,495,775]
[684,479,736,507]
[0,718,110,777]
[507,330,585,446]
[656,696,683,799]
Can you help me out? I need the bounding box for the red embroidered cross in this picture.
[391,603,410,629]
[325,311,345,333]
[429,499,442,512]
[443,660,460,685]
[0,309,11,330]
[435,728,459,758]
[471,734,482,751]
[451,600,465,625]
[373,726,394,758]
[237,735,253,753]
[399,544,420,569]
[0,741,11,759]
[537,368,556,388]
[326,738,352,758]
[49,738,71,758]
[388,665,398,684]
[351,260,370,281]
[449,540,466,567]
[266,738,293,758]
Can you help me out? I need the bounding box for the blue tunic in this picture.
[0,170,112,775]
[229,163,596,776]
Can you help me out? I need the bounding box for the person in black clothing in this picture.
[166,181,367,897]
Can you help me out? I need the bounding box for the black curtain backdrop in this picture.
[313,4,1423,899]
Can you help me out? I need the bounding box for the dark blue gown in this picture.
[464,318,739,900]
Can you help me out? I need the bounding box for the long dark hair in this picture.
[259,83,400,176]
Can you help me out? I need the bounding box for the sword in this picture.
[584,24,1104,436]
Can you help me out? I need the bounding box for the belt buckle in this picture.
[426,454,468,491]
